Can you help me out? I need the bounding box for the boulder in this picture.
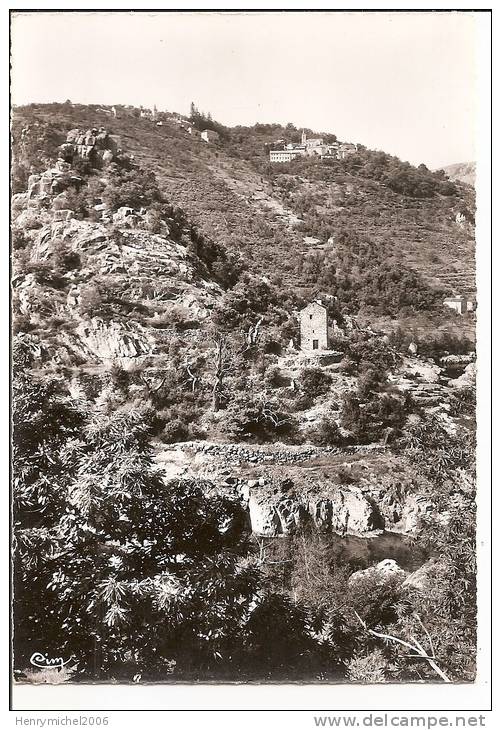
[66,129,81,143]
[66,285,80,309]
[449,362,476,389]
[12,192,28,208]
[248,493,281,536]
[53,209,74,222]
[399,356,441,384]
[55,159,71,173]
[328,487,381,534]
[349,558,407,585]
[403,558,441,592]
[27,173,41,199]
[102,149,114,165]
[113,207,136,225]
[276,498,307,534]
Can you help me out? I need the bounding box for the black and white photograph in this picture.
[8,7,492,714]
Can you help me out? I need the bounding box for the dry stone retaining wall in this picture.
[178,440,387,466]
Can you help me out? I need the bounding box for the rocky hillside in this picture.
[11,102,477,528]
[11,118,238,372]
[441,161,476,187]
[12,105,476,324]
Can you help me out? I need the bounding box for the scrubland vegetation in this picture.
[11,104,476,683]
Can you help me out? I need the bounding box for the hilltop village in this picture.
[269,130,357,163]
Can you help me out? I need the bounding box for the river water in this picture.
[328,531,429,572]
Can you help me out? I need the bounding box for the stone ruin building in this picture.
[300,301,328,351]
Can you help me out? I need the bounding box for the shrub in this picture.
[11,227,29,251]
[308,416,343,446]
[78,284,104,317]
[222,395,298,443]
[298,367,332,398]
[102,164,163,211]
[264,366,287,389]
[161,418,191,443]
[346,649,391,683]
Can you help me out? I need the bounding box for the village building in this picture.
[443,295,468,314]
[201,129,220,143]
[338,142,358,158]
[269,149,304,163]
[305,137,324,149]
[320,142,341,159]
[300,301,328,351]
[270,130,356,163]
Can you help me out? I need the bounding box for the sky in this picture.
[11,11,481,169]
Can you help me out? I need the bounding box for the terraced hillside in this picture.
[12,104,476,308]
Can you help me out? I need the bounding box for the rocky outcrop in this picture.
[395,356,441,385]
[27,163,82,201]
[248,493,283,536]
[76,318,155,360]
[402,558,441,592]
[399,494,434,532]
[63,127,118,164]
[112,207,137,226]
[349,559,407,585]
[441,161,476,187]
[247,482,381,537]
[363,484,433,534]
[449,362,476,389]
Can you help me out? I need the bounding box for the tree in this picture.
[13,375,260,680]
[221,394,297,443]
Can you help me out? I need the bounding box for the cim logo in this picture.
[29,652,71,670]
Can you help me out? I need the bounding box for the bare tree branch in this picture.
[140,374,167,394]
[353,611,451,683]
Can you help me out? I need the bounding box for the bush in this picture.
[340,391,408,443]
[78,284,104,317]
[161,418,191,443]
[346,649,391,683]
[102,164,163,211]
[11,227,29,251]
[308,416,343,446]
[264,366,290,389]
[222,395,298,443]
[298,367,332,398]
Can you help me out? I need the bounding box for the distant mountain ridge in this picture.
[441,162,476,187]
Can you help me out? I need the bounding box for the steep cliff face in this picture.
[155,443,436,538]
